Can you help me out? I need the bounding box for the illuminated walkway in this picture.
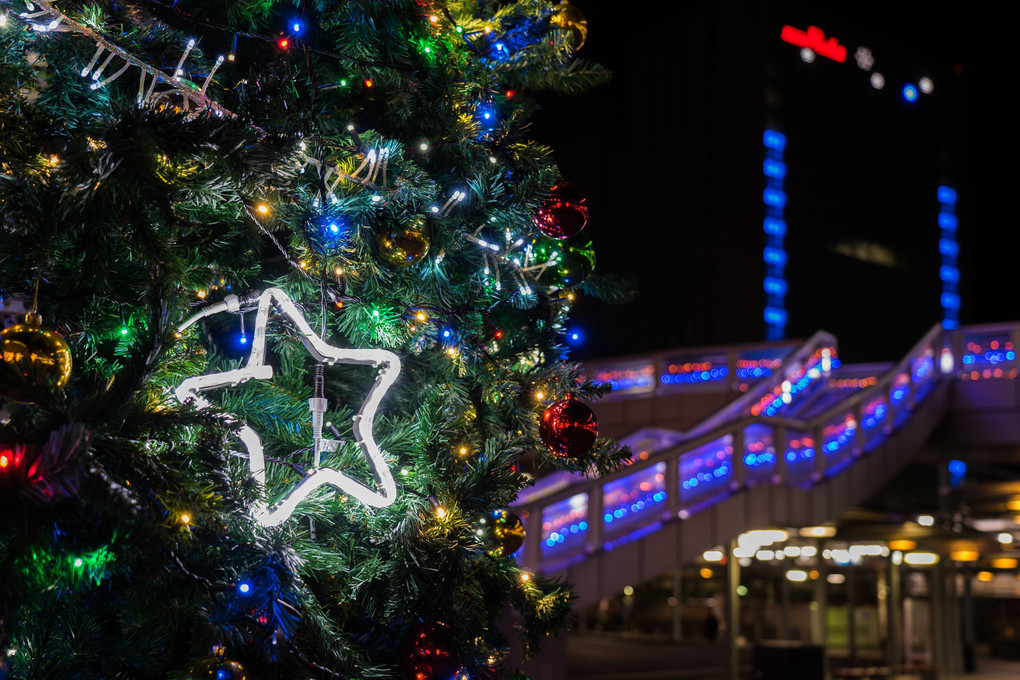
[514,322,1020,605]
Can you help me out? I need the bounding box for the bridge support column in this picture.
[811,540,828,648]
[887,553,902,669]
[672,568,683,643]
[931,559,947,674]
[726,538,741,680]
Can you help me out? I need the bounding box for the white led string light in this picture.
[176,288,402,527]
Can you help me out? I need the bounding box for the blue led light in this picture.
[763,159,787,179]
[292,22,303,33]
[763,217,787,236]
[940,266,959,283]
[938,213,958,230]
[763,277,787,296]
[939,238,959,257]
[902,84,918,101]
[239,335,248,345]
[763,130,787,151]
[763,188,787,208]
[941,292,960,310]
[937,186,958,206]
[238,582,251,594]
[567,328,584,346]
[763,247,787,266]
[764,307,788,325]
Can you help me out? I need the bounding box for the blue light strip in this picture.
[938,185,959,329]
[763,130,787,340]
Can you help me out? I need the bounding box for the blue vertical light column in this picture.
[763,130,788,340]
[937,186,959,329]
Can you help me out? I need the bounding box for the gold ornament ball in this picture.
[184,648,249,680]
[551,1,588,52]
[485,509,526,557]
[0,313,72,404]
[376,216,431,268]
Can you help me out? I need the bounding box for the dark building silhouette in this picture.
[540,1,983,362]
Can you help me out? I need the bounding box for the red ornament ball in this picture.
[400,621,460,680]
[533,181,588,239]
[539,397,598,458]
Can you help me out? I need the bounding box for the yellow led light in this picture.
[256,203,270,214]
[977,571,994,582]
[458,446,468,457]
[1008,499,1020,511]
[992,558,1018,569]
[417,312,427,321]
[335,267,343,276]
[180,513,191,524]
[436,507,447,518]
[429,14,439,23]
[951,550,980,562]
[299,261,309,269]
[535,391,545,401]
[699,567,713,579]
[447,347,457,356]
[521,572,531,582]
[197,290,207,299]
[49,155,60,165]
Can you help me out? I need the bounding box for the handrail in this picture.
[522,325,945,512]
[516,322,1004,572]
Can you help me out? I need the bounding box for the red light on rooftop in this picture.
[780,25,847,63]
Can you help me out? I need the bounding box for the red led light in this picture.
[494,330,503,339]
[279,38,289,49]
[0,455,9,468]
[780,25,846,63]
[365,79,374,87]
[505,90,515,98]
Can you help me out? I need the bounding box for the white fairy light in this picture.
[176,289,402,527]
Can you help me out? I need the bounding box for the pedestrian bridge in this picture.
[514,322,1020,604]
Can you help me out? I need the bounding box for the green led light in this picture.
[455,25,463,33]
[73,558,84,568]
[424,46,431,53]
[340,79,348,86]
[120,327,129,335]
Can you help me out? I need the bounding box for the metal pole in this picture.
[963,567,976,672]
[673,568,684,643]
[781,570,791,640]
[727,539,741,680]
[931,560,947,673]
[847,562,857,667]
[888,554,902,669]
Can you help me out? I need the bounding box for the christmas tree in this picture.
[0,1,629,678]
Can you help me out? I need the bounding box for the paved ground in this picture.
[566,635,1020,680]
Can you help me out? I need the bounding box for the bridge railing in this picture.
[520,322,1019,574]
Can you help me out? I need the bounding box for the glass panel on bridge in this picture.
[679,435,733,504]
[659,352,728,391]
[860,395,889,453]
[960,333,1017,381]
[589,359,657,399]
[783,429,816,484]
[742,423,777,483]
[602,462,667,539]
[735,348,788,392]
[541,493,588,559]
[822,411,857,475]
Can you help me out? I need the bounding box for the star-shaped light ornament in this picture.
[175,288,401,527]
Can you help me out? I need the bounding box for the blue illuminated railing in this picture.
[520,322,1020,571]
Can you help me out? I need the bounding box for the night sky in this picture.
[532,2,1017,363]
